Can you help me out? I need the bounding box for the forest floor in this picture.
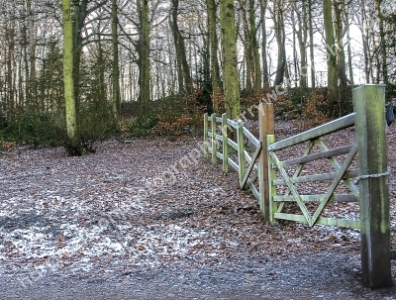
[0,120,396,299]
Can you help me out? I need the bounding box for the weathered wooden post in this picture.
[259,103,274,221]
[211,113,217,165]
[222,113,229,173]
[204,113,208,158]
[237,120,245,185]
[353,84,392,289]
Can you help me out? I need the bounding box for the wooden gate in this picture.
[266,113,360,229]
[204,85,392,288]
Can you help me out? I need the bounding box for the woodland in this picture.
[0,0,395,154]
[0,1,396,298]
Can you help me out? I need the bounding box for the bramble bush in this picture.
[152,90,207,137]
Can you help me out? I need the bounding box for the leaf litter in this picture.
[0,122,395,298]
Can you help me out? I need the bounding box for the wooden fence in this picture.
[203,84,392,289]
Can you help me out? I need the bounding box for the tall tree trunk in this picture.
[6,24,15,119]
[170,0,192,94]
[249,0,261,91]
[70,0,89,124]
[345,3,354,86]
[375,48,381,83]
[206,0,221,99]
[40,58,46,111]
[293,0,308,89]
[112,0,121,114]
[291,10,298,87]
[129,60,134,100]
[242,8,253,89]
[260,0,269,88]
[170,15,184,93]
[21,16,29,106]
[360,0,370,83]
[62,0,80,154]
[369,27,376,83]
[308,0,316,88]
[27,0,36,103]
[333,0,348,87]
[97,34,106,102]
[220,0,240,120]
[138,0,151,115]
[323,0,338,111]
[18,44,24,107]
[376,0,388,83]
[273,0,286,86]
[242,0,261,90]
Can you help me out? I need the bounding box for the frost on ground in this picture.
[0,122,395,289]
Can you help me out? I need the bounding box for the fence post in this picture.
[237,120,245,186]
[353,84,392,289]
[204,113,208,158]
[222,113,229,173]
[259,103,274,221]
[267,135,277,224]
[211,113,217,165]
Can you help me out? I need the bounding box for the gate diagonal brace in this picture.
[277,140,315,214]
[241,144,262,189]
[269,151,313,225]
[315,139,359,196]
[311,143,358,226]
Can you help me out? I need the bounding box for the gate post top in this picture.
[259,102,274,124]
[352,84,386,113]
[353,83,386,89]
[352,84,386,98]
[259,102,274,106]
[353,84,387,146]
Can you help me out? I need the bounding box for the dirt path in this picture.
[0,131,395,299]
[1,252,395,300]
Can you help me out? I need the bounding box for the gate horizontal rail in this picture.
[267,113,356,151]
